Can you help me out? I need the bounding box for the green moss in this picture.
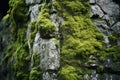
[35,7,56,38]
[97,65,104,73]
[32,53,40,67]
[2,14,9,22]
[29,67,41,80]
[109,35,117,45]
[98,30,120,61]
[2,0,30,79]
[9,0,28,40]
[36,18,56,38]
[52,38,60,48]
[55,0,104,78]
[59,65,82,80]
[3,0,120,80]
[13,43,30,80]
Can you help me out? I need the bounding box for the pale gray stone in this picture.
[90,5,104,18]
[96,0,120,25]
[89,0,96,4]
[93,20,109,35]
[25,0,42,4]
[112,22,120,31]
[29,4,40,21]
[43,72,57,80]
[40,38,60,70]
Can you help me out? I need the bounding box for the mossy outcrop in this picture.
[0,0,120,80]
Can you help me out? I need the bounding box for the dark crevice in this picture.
[112,0,120,5]
[0,0,9,20]
[91,14,99,19]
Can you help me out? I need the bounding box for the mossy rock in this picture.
[29,67,41,80]
[36,18,56,38]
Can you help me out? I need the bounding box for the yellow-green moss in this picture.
[29,67,41,80]
[2,0,120,80]
[2,0,30,79]
[59,65,81,80]
[36,7,56,38]
[55,0,104,79]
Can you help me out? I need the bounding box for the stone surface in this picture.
[90,5,104,18]
[93,20,109,35]
[89,0,96,4]
[33,33,60,70]
[43,72,57,80]
[30,0,60,79]
[29,4,41,21]
[40,38,60,70]
[112,22,120,31]
[96,0,120,24]
[25,0,42,4]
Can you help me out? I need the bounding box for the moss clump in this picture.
[98,30,120,61]
[29,67,41,80]
[32,53,40,67]
[29,4,56,39]
[2,0,30,79]
[9,0,28,40]
[36,17,56,38]
[36,7,56,38]
[54,0,104,79]
[59,65,81,80]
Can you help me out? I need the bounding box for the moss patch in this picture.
[54,0,104,79]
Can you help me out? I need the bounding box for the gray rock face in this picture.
[96,0,120,24]
[33,33,60,70]
[39,38,60,70]
[90,0,120,48]
[112,22,120,31]
[93,20,109,35]
[43,72,57,80]
[89,0,96,4]
[26,0,60,79]
[32,32,60,80]
[25,0,42,4]
[29,4,41,21]
[90,5,104,18]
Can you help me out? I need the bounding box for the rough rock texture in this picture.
[88,0,120,79]
[33,33,60,70]
[29,4,41,21]
[0,16,13,80]
[0,0,120,80]
[26,0,60,80]
[90,5,104,18]
[25,0,42,4]
[90,0,120,46]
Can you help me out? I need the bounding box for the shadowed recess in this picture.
[0,0,9,19]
